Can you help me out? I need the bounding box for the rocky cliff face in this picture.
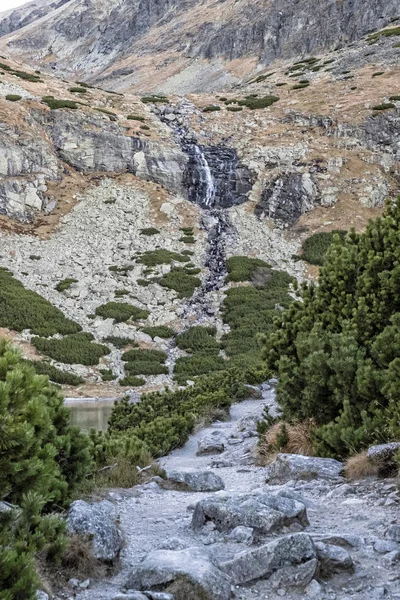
[0,0,398,92]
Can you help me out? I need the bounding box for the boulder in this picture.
[267,454,343,483]
[67,500,123,562]
[367,443,400,474]
[125,547,231,600]
[220,533,317,585]
[196,431,226,455]
[386,524,400,543]
[163,470,225,492]
[315,542,353,577]
[228,526,254,545]
[192,491,308,538]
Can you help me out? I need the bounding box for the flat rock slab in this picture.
[163,469,225,492]
[67,499,123,562]
[220,532,317,585]
[191,490,308,538]
[125,547,231,600]
[267,453,343,483]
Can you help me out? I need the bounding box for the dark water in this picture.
[67,400,115,431]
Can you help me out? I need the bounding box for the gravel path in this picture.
[66,384,400,600]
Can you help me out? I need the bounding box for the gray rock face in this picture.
[387,525,400,543]
[315,541,354,577]
[164,469,225,492]
[125,547,232,600]
[67,499,123,562]
[367,442,400,465]
[255,173,319,226]
[220,532,317,585]
[229,526,254,545]
[266,454,344,483]
[192,491,308,538]
[196,431,226,455]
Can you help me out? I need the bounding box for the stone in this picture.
[196,431,226,455]
[311,533,363,549]
[367,442,400,467]
[192,491,308,538]
[266,454,343,483]
[144,593,175,600]
[113,594,148,600]
[220,533,317,585]
[386,525,400,543]
[36,593,49,600]
[383,550,400,567]
[125,547,231,600]
[305,579,323,598]
[228,526,254,545]
[163,469,225,492]
[158,538,187,550]
[268,559,319,590]
[315,542,354,577]
[373,540,400,554]
[67,500,123,561]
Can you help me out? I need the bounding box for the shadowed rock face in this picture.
[0,0,398,90]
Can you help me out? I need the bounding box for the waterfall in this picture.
[193,145,215,208]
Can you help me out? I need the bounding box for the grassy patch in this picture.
[32,332,110,365]
[137,249,190,267]
[95,302,149,323]
[5,94,21,101]
[140,227,160,235]
[226,256,270,282]
[0,267,81,336]
[300,230,347,266]
[141,326,175,339]
[159,268,201,298]
[55,278,78,292]
[103,336,137,349]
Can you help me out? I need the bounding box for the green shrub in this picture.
[115,289,130,297]
[159,268,201,298]
[121,348,167,362]
[372,71,385,77]
[372,103,395,110]
[368,26,400,40]
[181,250,194,256]
[42,97,78,109]
[0,268,81,336]
[26,360,84,385]
[226,255,270,282]
[226,106,243,112]
[125,361,168,375]
[32,332,110,365]
[11,69,42,82]
[0,340,92,598]
[128,114,145,121]
[275,83,287,87]
[108,264,134,274]
[99,369,117,381]
[175,326,219,353]
[137,249,190,266]
[95,302,149,322]
[250,72,275,83]
[140,124,150,130]
[94,107,117,120]
[141,326,175,339]
[292,83,309,90]
[55,278,78,292]
[389,95,400,101]
[140,227,160,235]
[185,267,201,275]
[119,375,146,386]
[103,336,137,348]
[300,230,347,266]
[75,81,94,88]
[141,95,169,104]
[137,278,150,286]
[5,94,22,101]
[238,95,279,109]
[262,199,400,458]
[69,87,87,93]
[202,105,221,112]
[179,236,196,244]
[29,255,41,260]
[174,353,225,384]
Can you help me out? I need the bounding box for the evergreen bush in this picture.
[300,230,347,266]
[141,326,175,339]
[95,302,149,322]
[32,332,110,365]
[102,336,137,348]
[159,268,201,298]
[137,249,190,266]
[226,256,270,282]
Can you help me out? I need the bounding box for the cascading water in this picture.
[193,146,216,208]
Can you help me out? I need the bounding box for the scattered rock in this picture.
[192,491,308,538]
[228,526,254,545]
[367,443,400,473]
[196,431,226,455]
[36,592,49,600]
[113,594,148,600]
[67,500,123,561]
[373,539,400,554]
[163,469,225,492]
[220,532,317,585]
[267,454,343,483]
[315,541,354,577]
[386,525,400,543]
[125,547,231,600]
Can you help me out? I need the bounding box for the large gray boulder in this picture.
[163,469,225,492]
[267,453,343,483]
[220,532,317,585]
[124,547,231,600]
[196,431,226,455]
[67,500,123,562]
[315,542,354,577]
[192,491,308,538]
[367,442,400,472]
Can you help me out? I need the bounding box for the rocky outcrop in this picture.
[266,454,344,483]
[163,469,225,492]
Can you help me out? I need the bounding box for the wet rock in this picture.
[315,542,354,577]
[67,500,123,562]
[266,454,343,483]
[197,431,226,455]
[219,532,317,585]
[125,547,231,600]
[192,491,308,538]
[163,469,225,492]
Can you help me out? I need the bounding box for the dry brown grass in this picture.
[344,451,380,480]
[258,420,315,464]
[61,534,105,579]
[166,575,209,600]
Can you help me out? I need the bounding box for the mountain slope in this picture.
[0,0,399,92]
